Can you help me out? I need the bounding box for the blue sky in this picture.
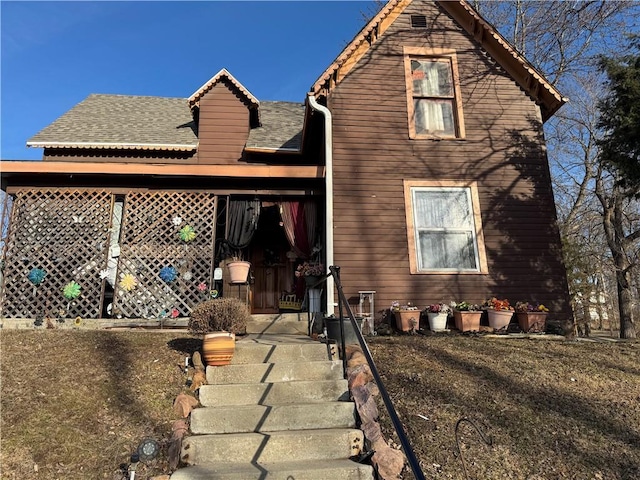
[1,1,376,160]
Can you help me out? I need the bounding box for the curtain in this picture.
[279,201,318,259]
[222,199,260,257]
[414,189,475,269]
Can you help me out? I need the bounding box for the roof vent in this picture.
[411,14,428,28]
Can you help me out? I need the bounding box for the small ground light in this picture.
[137,437,160,463]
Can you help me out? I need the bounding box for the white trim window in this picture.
[404,180,487,274]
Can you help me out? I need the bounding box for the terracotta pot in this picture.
[516,312,547,333]
[227,261,250,284]
[487,310,514,331]
[394,310,420,332]
[202,332,236,366]
[427,312,448,332]
[453,310,482,332]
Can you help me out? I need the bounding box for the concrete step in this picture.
[170,458,374,479]
[246,314,310,335]
[232,341,331,364]
[180,428,364,465]
[190,401,356,434]
[199,379,350,407]
[206,360,343,384]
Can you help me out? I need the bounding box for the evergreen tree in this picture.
[597,36,640,196]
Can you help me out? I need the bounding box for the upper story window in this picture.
[404,47,465,139]
[404,180,487,274]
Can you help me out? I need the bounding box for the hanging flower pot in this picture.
[227,260,251,284]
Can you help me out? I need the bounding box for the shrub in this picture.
[188,297,249,335]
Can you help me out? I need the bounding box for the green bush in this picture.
[188,297,249,335]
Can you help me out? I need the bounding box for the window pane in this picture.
[414,190,471,229]
[418,232,476,270]
[411,59,453,97]
[414,99,455,136]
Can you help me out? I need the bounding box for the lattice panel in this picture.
[113,191,216,318]
[0,189,113,319]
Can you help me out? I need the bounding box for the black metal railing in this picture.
[327,265,426,480]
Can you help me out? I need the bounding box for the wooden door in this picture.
[249,206,293,314]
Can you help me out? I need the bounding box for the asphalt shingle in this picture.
[27,94,305,152]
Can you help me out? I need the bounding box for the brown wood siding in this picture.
[197,82,250,164]
[328,0,572,324]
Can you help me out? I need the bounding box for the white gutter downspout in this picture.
[307,93,335,315]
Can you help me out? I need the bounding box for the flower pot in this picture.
[453,310,482,332]
[516,312,547,333]
[227,261,250,284]
[304,275,323,288]
[202,332,236,366]
[427,312,448,332]
[325,317,362,347]
[394,310,419,332]
[487,310,514,331]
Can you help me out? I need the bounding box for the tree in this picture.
[597,36,640,195]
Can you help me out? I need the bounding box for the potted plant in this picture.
[515,301,549,333]
[226,252,251,284]
[425,302,451,332]
[451,301,482,332]
[391,301,420,332]
[188,297,250,366]
[483,297,514,331]
[295,261,325,288]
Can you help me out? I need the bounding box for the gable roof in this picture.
[26,94,304,152]
[312,0,567,121]
[188,68,260,110]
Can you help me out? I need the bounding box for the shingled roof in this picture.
[246,101,304,151]
[27,94,198,151]
[27,94,305,152]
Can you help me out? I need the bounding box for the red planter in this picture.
[394,310,420,332]
[453,310,482,332]
[516,312,547,333]
[487,310,514,331]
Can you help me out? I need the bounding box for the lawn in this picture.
[368,334,640,480]
[1,329,638,479]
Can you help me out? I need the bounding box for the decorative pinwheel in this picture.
[178,225,196,242]
[63,281,81,300]
[159,266,177,283]
[28,268,46,285]
[119,273,137,292]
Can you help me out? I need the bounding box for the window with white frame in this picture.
[403,48,465,139]
[404,180,487,274]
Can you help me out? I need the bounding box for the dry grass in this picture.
[2,329,638,479]
[0,329,200,480]
[368,334,640,480]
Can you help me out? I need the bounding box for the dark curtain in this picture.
[217,200,260,260]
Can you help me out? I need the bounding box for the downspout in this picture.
[307,93,335,315]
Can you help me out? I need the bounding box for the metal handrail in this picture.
[329,265,426,480]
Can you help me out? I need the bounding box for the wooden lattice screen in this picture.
[112,191,217,319]
[0,189,113,319]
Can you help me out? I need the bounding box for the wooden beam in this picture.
[0,161,325,179]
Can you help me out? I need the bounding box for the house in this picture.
[0,0,572,328]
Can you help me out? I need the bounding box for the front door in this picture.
[249,205,293,314]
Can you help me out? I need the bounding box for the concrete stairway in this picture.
[170,319,374,479]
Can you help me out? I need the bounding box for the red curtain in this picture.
[279,201,311,258]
